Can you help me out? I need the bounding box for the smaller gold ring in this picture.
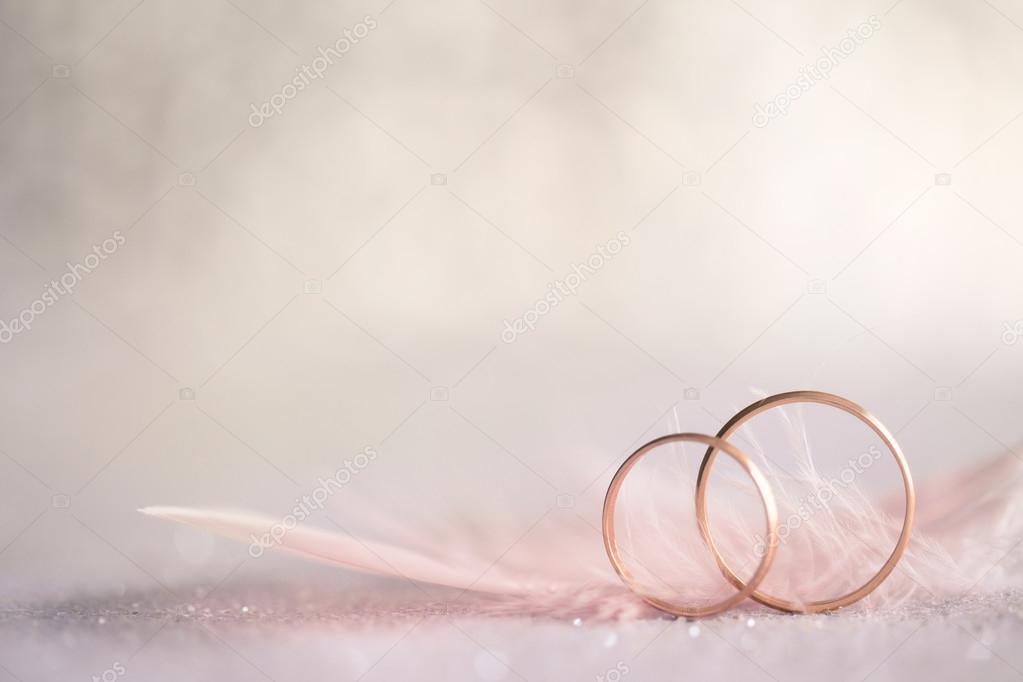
[695,391,916,614]
[602,433,779,618]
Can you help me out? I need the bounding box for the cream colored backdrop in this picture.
[1,0,1022,615]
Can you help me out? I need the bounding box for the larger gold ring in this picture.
[695,390,916,614]
[603,433,779,618]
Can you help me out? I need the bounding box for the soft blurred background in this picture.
[1,0,1022,679]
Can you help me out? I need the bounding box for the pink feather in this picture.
[139,406,1023,618]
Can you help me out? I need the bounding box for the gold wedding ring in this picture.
[601,392,915,617]
[602,433,779,618]
[695,391,915,614]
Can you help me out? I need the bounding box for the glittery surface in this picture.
[3,587,1021,681]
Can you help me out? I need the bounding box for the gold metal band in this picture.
[602,432,780,618]
[601,392,915,617]
[695,390,915,614]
